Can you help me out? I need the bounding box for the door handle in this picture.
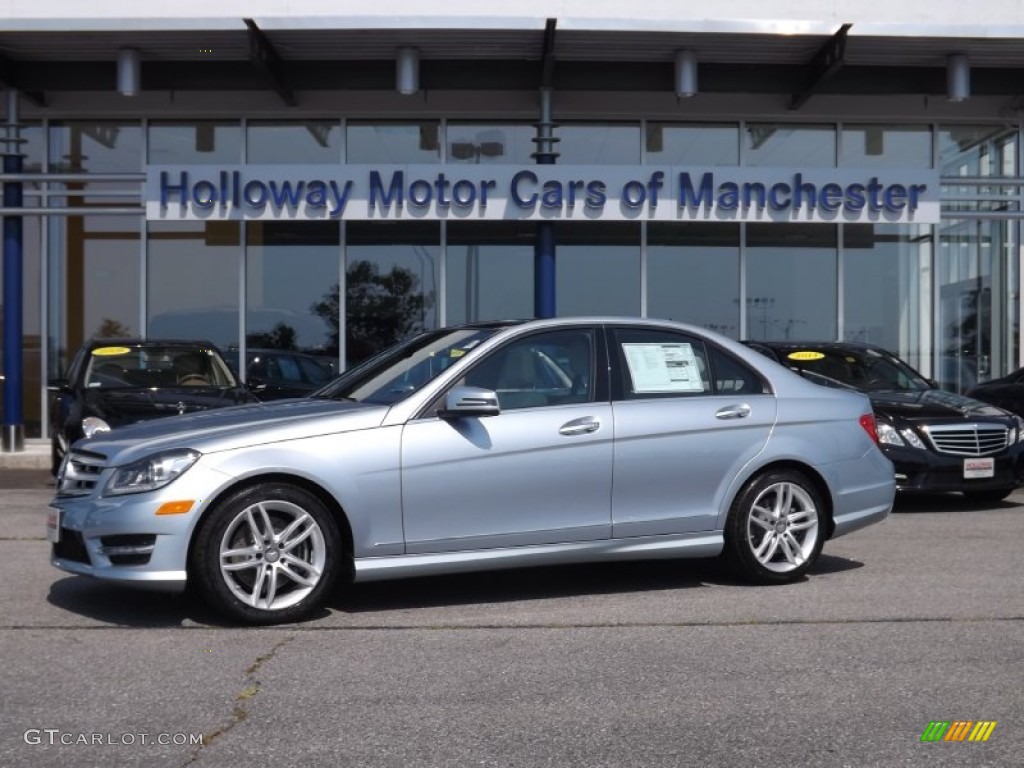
[715,404,751,420]
[559,417,601,436]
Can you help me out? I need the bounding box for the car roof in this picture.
[744,340,889,354]
[85,338,222,350]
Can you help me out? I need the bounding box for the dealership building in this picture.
[2,2,1024,447]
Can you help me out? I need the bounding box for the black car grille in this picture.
[56,450,107,497]
[925,424,1009,456]
[53,529,90,564]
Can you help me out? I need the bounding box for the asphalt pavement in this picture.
[1,473,1021,767]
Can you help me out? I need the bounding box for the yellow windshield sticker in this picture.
[450,349,466,358]
[787,351,825,361]
[92,346,131,356]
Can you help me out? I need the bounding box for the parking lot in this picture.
[1,469,1021,768]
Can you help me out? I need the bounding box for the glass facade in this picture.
[3,118,1022,440]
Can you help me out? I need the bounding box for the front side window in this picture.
[459,329,596,411]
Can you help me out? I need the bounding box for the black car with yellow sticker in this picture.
[744,340,1024,502]
[48,339,258,474]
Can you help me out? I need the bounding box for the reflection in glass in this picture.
[843,225,931,372]
[346,122,441,163]
[746,224,837,341]
[247,121,341,164]
[447,222,534,324]
[938,125,1017,177]
[645,123,739,165]
[557,124,641,164]
[840,125,931,168]
[448,124,533,164]
[937,219,1017,392]
[246,222,339,355]
[745,123,835,167]
[648,224,740,335]
[344,223,440,366]
[148,121,241,164]
[555,223,640,316]
[146,221,241,350]
[47,123,144,439]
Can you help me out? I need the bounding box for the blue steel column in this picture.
[2,89,24,452]
[533,88,558,318]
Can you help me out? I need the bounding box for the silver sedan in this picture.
[48,317,895,624]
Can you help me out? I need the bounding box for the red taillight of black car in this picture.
[859,413,879,444]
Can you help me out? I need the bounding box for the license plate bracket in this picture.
[963,457,995,479]
[46,506,61,544]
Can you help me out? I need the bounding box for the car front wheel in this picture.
[191,483,342,624]
[962,488,1013,505]
[724,470,825,584]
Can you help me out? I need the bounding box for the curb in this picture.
[0,443,51,471]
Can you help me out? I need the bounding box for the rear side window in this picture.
[708,347,770,395]
[611,328,711,399]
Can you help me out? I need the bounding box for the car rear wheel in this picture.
[724,470,825,584]
[191,483,342,624]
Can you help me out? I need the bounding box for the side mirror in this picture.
[439,386,501,419]
[247,377,268,392]
[47,378,70,392]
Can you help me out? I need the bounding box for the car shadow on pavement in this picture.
[46,577,242,628]
[893,493,1021,513]
[45,553,866,626]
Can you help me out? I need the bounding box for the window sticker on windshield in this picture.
[622,343,704,393]
[450,349,467,358]
[92,346,131,357]
[787,351,825,361]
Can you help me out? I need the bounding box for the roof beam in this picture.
[0,52,46,108]
[540,18,557,88]
[243,18,296,107]
[789,23,852,111]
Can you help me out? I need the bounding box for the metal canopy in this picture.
[1,24,1024,98]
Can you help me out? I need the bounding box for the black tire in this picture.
[190,482,343,625]
[962,488,1013,505]
[724,470,826,584]
[50,437,64,477]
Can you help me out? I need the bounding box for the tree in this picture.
[93,318,132,338]
[246,322,298,350]
[311,260,433,365]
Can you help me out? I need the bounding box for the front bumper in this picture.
[48,461,227,592]
[883,443,1024,494]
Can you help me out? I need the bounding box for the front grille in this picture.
[56,450,107,497]
[53,529,90,564]
[925,423,1009,456]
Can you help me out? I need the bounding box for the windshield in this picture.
[84,344,238,389]
[777,346,932,392]
[313,327,501,405]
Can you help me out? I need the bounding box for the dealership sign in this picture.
[146,165,940,223]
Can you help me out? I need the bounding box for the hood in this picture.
[72,397,388,466]
[868,388,1013,422]
[82,386,256,425]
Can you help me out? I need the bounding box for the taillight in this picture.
[859,413,879,444]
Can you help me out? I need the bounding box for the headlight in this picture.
[1015,417,1024,443]
[900,427,927,450]
[876,422,905,447]
[104,449,201,496]
[81,416,111,439]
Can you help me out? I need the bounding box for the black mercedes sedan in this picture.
[48,339,258,474]
[745,340,1024,503]
[966,368,1024,420]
